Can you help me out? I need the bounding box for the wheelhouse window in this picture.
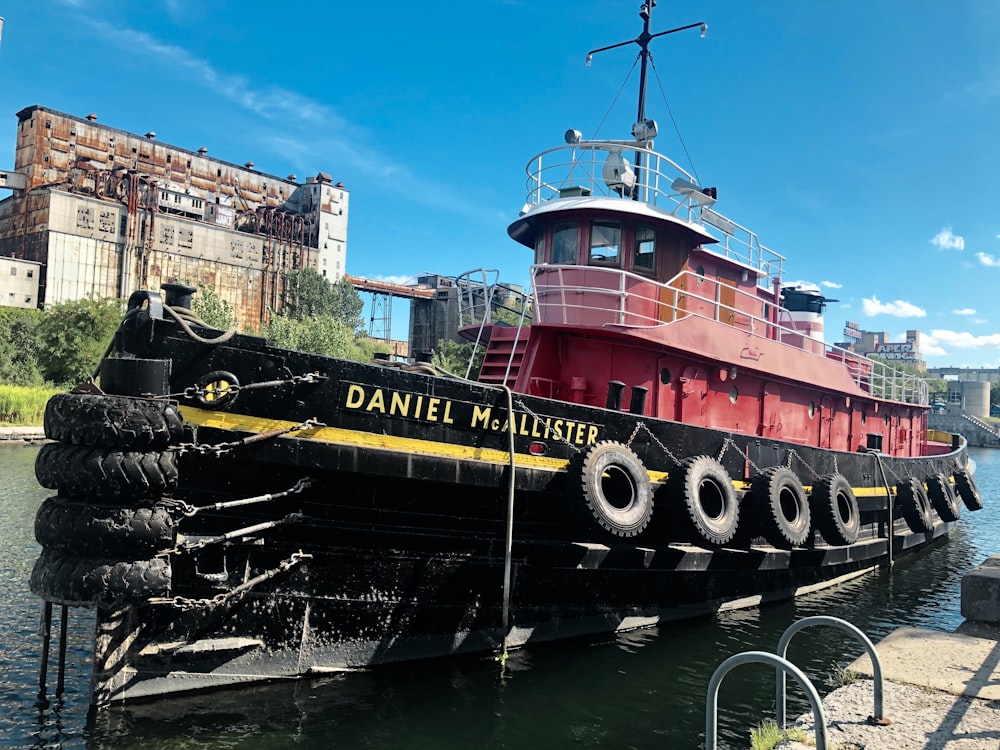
[552,222,579,264]
[589,220,621,266]
[633,223,656,273]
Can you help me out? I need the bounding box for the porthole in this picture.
[660,367,671,385]
[696,265,705,284]
[808,401,816,419]
[861,412,867,425]
[729,386,739,404]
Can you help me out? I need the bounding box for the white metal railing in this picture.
[522,142,786,285]
[530,264,929,406]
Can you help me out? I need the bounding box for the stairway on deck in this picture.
[478,327,527,386]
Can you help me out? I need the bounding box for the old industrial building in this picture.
[0,105,348,330]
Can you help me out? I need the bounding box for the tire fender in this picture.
[926,473,962,522]
[751,466,811,547]
[574,441,653,538]
[895,477,934,533]
[667,455,740,546]
[953,469,984,511]
[810,473,860,546]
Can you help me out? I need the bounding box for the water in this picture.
[2,445,999,749]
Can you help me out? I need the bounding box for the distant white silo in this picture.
[964,380,990,418]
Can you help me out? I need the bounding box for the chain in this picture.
[160,372,326,401]
[715,437,763,476]
[627,422,683,466]
[513,398,584,453]
[146,552,312,611]
[173,418,324,457]
[786,449,821,479]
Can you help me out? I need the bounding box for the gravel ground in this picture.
[777,678,1000,749]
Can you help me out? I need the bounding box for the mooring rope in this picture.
[498,384,517,669]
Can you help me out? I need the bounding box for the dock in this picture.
[780,557,1000,749]
[0,425,45,443]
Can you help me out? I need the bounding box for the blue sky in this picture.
[2,0,1000,368]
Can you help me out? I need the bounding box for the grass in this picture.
[749,718,810,750]
[0,384,59,426]
[830,663,859,688]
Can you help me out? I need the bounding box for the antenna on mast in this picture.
[585,2,707,196]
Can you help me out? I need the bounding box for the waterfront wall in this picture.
[928,412,1000,449]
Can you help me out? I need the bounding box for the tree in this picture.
[191,282,236,331]
[0,307,45,386]
[281,269,364,332]
[432,338,484,380]
[37,297,123,386]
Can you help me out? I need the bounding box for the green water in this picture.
[3,445,999,749]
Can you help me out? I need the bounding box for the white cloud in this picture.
[930,227,964,250]
[921,342,949,357]
[952,308,976,315]
[861,296,926,318]
[926,329,1000,349]
[820,280,842,289]
[976,252,1000,267]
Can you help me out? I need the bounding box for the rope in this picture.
[163,304,238,345]
[591,54,640,139]
[497,384,517,670]
[649,55,700,184]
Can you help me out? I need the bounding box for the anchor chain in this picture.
[513,398,584,453]
[169,514,305,554]
[146,552,312,611]
[626,422,682,466]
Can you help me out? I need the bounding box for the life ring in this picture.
[895,477,934,533]
[44,392,183,450]
[750,466,811,547]
[575,441,653,538]
[668,455,739,546]
[810,473,860,546]
[35,443,178,501]
[953,469,984,511]
[29,548,171,607]
[34,496,176,558]
[926,473,962,522]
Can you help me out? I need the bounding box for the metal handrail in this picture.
[776,616,887,728]
[530,264,929,406]
[705,651,828,750]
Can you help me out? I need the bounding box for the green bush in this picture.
[37,296,123,386]
[0,384,59,425]
[0,307,45,386]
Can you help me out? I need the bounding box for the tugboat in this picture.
[30,4,983,706]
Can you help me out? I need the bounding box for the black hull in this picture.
[28,309,974,705]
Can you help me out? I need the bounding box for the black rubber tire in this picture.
[896,477,934,533]
[34,496,176,557]
[668,455,739,546]
[44,392,183,450]
[575,441,653,538]
[750,466,811,547]
[810,473,860,546]
[953,469,984,511]
[29,548,171,607]
[35,443,178,501]
[926,473,962,522]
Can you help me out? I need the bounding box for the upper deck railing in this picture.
[529,263,929,406]
[522,141,786,286]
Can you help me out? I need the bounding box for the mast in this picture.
[586,2,706,196]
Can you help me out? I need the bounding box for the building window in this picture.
[25,296,31,304]
[9,267,16,276]
[552,223,579,264]
[633,223,656,273]
[26,269,33,278]
[589,220,621,266]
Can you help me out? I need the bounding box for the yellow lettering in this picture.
[426,398,440,421]
[574,422,586,444]
[586,425,599,445]
[390,391,411,416]
[531,417,542,438]
[552,420,563,440]
[346,384,366,409]
[366,389,386,413]
[543,418,553,438]
[442,401,455,424]
[471,405,492,428]
[414,395,424,419]
[518,413,531,436]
